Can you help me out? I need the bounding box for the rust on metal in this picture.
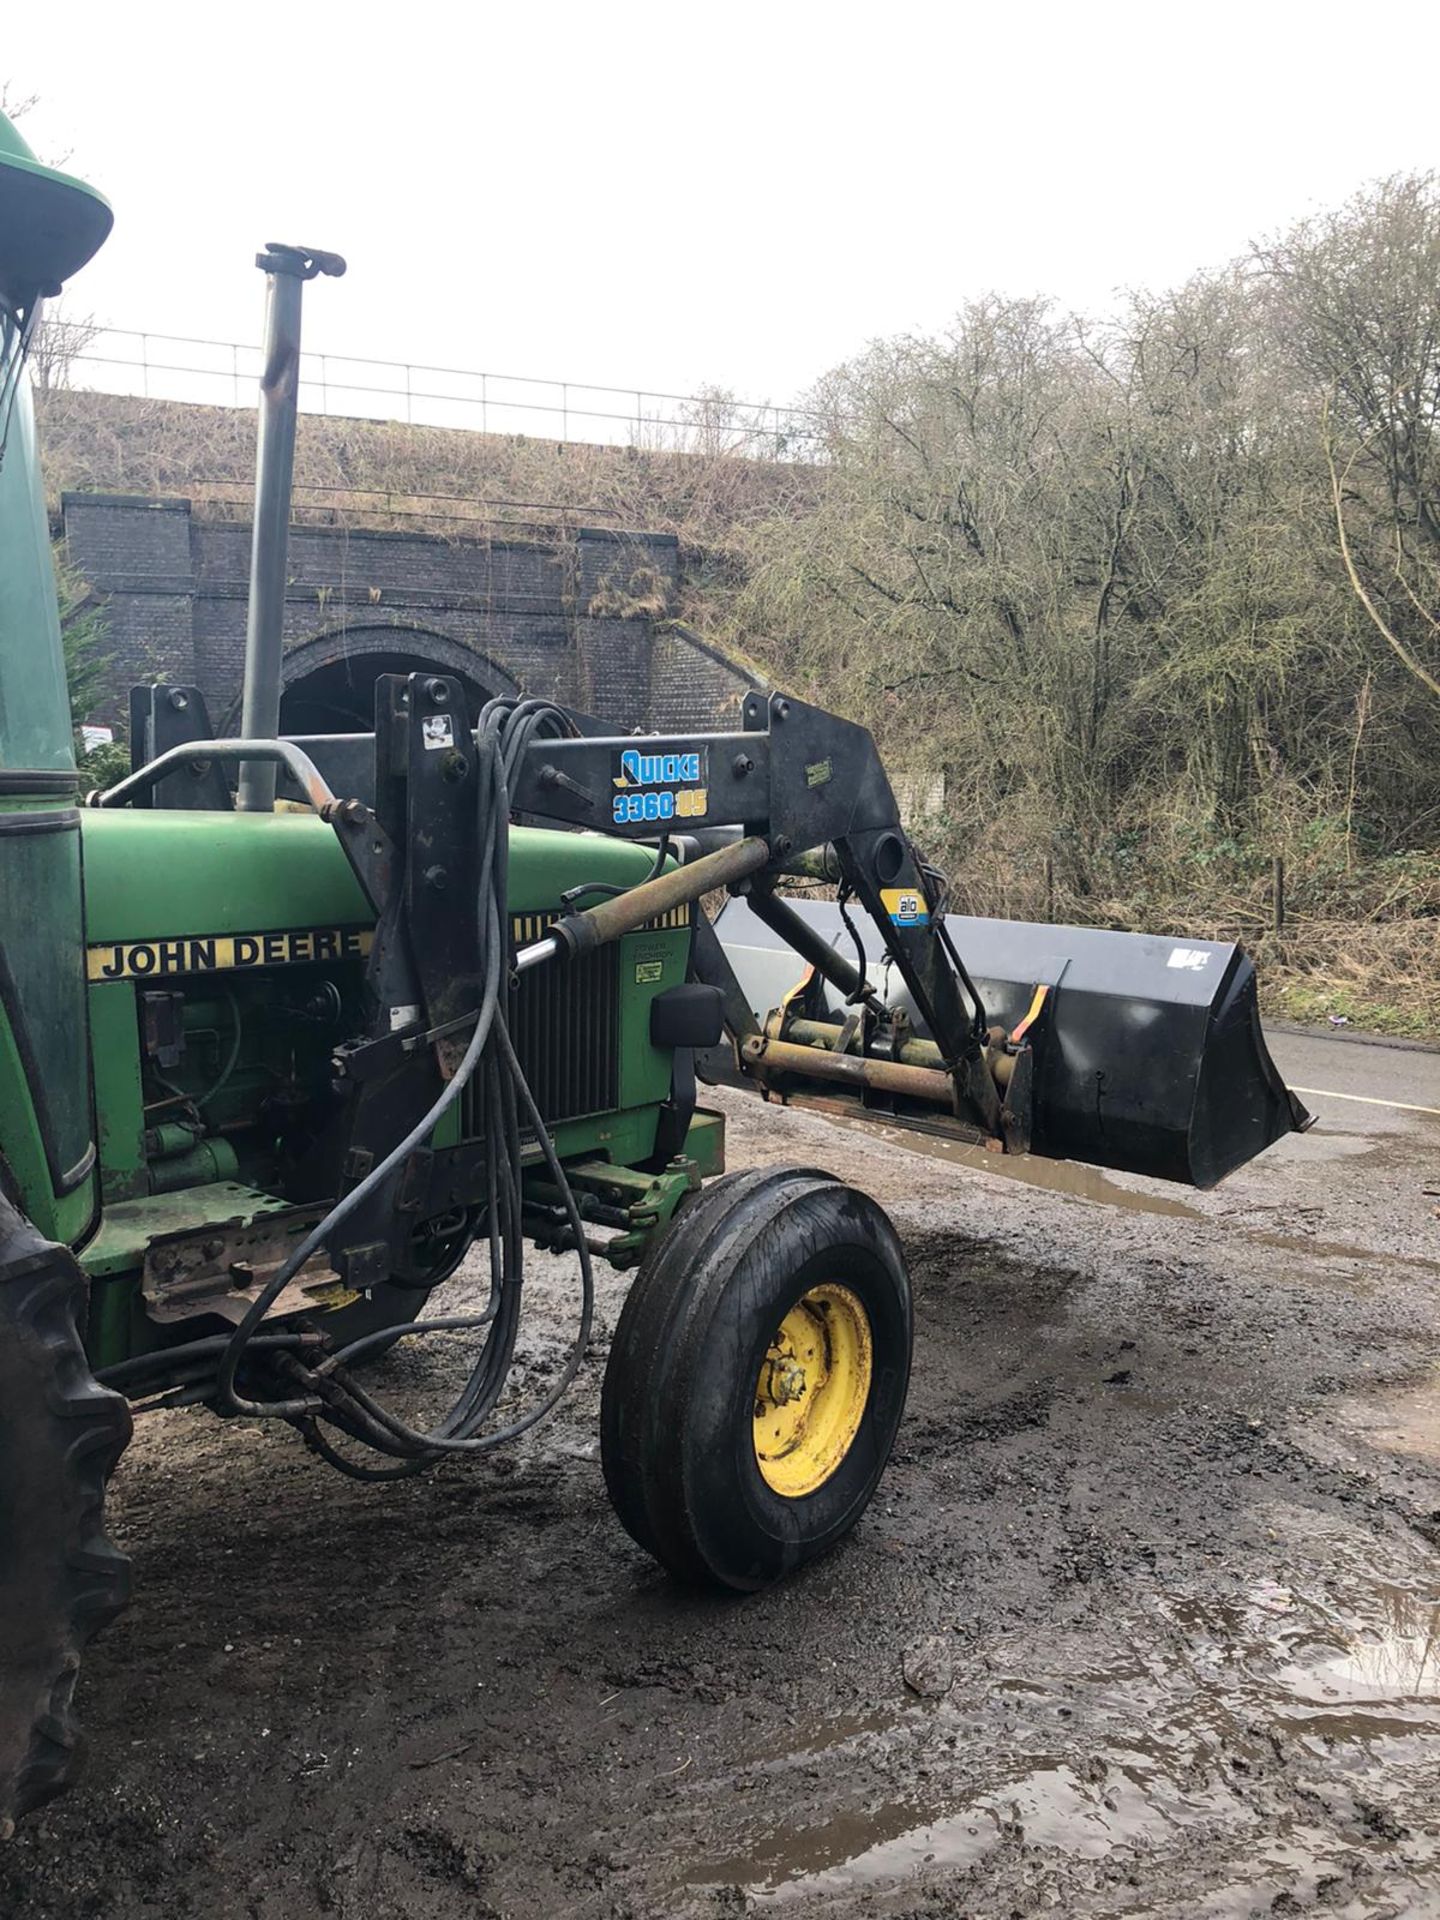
[561,836,771,953]
[740,1033,955,1106]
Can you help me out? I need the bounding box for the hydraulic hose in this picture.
[208,697,600,1474]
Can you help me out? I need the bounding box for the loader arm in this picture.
[506,687,1310,1187]
[507,689,1013,1148]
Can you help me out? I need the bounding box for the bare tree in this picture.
[28,305,101,393]
[1259,174,1440,704]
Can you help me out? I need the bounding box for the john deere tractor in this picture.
[0,119,1310,1832]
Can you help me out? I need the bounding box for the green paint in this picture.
[85,1267,139,1374]
[0,1007,94,1246]
[0,107,112,302]
[618,928,687,1111]
[505,826,664,912]
[81,1182,298,1370]
[0,378,74,777]
[81,1181,295,1282]
[80,812,669,944]
[0,1009,52,1231]
[80,810,371,943]
[87,982,146,1202]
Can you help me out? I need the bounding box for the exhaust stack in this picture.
[236,243,345,812]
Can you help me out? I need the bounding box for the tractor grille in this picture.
[459,915,620,1136]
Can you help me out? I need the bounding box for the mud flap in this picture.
[711,899,1310,1189]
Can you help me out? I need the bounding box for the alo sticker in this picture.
[1167,947,1211,971]
[422,713,456,751]
[881,886,929,927]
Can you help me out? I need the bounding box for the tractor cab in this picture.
[0,117,114,1244]
[0,113,111,775]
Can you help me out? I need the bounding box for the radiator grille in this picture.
[459,916,623,1136]
[508,940,620,1126]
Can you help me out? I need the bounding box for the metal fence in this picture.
[61,326,824,460]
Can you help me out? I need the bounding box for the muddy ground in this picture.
[6,1037,1440,1919]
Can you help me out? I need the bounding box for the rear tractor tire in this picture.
[600,1167,912,1592]
[0,1194,132,1836]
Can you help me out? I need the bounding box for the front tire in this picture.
[600,1168,911,1592]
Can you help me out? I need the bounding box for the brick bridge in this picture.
[61,494,761,737]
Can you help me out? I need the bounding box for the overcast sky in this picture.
[7,0,1440,421]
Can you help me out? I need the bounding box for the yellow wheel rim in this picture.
[753,1283,873,1498]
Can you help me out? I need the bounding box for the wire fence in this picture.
[59,325,825,460]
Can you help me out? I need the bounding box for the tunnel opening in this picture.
[279,646,491,735]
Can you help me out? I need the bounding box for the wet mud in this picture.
[5,1064,1440,1918]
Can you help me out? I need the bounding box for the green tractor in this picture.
[0,120,1310,1833]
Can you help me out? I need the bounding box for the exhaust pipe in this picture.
[235,243,345,812]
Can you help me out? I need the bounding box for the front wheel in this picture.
[600,1167,911,1592]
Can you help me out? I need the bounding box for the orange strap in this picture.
[1010,983,1050,1045]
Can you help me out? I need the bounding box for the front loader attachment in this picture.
[120,681,1302,1199]
[711,898,1310,1189]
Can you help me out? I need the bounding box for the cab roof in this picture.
[0,112,111,305]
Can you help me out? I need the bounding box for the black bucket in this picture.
[712,898,1310,1189]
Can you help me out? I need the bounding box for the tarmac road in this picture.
[5,1023,1440,1920]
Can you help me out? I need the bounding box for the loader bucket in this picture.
[712,898,1310,1189]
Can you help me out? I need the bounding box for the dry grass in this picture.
[37,390,817,634]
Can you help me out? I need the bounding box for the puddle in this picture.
[747,1705,903,1766]
[1281,1585,1440,1702]
[823,1110,1434,1291]
[829,1113,1204,1222]
[1243,1230,1440,1281]
[699,1754,1243,1903]
[687,1574,1440,1907]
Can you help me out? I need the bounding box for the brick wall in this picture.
[61,496,758,736]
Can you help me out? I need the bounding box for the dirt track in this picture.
[6,1040,1440,1919]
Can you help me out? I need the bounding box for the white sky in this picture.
[7,0,1440,418]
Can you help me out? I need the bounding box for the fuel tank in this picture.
[711,897,1310,1189]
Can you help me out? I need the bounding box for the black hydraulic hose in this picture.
[835,882,874,1007]
[295,1017,595,1460]
[96,1329,318,1389]
[935,916,989,1041]
[918,851,989,1040]
[214,884,508,1420]
[210,694,599,1471]
[324,1309,498,1370]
